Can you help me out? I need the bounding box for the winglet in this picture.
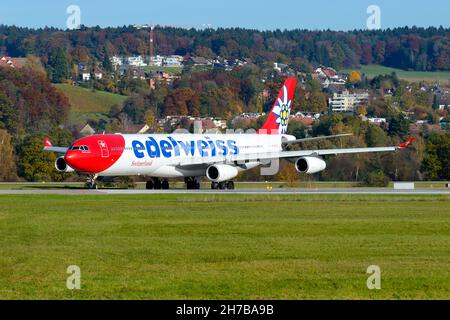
[44,137,53,148]
[398,137,415,149]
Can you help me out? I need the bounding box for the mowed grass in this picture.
[343,64,450,83]
[0,194,449,299]
[143,65,183,75]
[54,84,127,113]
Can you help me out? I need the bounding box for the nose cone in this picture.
[64,149,93,173]
[64,135,126,174]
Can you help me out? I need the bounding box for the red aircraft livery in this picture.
[44,78,415,190]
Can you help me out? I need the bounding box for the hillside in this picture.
[344,65,450,83]
[2,25,450,72]
[54,84,127,113]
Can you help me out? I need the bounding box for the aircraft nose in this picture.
[64,150,80,169]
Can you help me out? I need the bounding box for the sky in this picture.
[0,0,449,31]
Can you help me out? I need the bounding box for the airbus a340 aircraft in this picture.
[44,78,414,190]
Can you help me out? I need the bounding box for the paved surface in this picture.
[1,188,449,195]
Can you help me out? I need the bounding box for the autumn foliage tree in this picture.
[0,129,17,181]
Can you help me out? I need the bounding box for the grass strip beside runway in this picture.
[0,194,449,299]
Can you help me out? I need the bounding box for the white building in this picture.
[110,56,123,69]
[81,72,91,81]
[151,55,164,67]
[329,90,369,113]
[368,117,387,124]
[164,55,183,66]
[127,56,147,67]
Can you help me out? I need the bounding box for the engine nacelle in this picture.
[55,156,75,173]
[206,164,238,182]
[295,157,326,174]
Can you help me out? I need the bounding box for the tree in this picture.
[348,70,362,84]
[361,170,390,187]
[48,48,70,83]
[277,162,299,187]
[144,110,157,131]
[365,125,388,147]
[355,105,368,116]
[17,135,63,182]
[0,129,17,181]
[48,127,73,146]
[102,50,113,73]
[388,114,410,139]
[0,92,18,134]
[422,133,450,180]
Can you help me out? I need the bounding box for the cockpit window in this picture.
[69,145,89,151]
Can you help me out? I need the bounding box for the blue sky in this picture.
[0,0,448,30]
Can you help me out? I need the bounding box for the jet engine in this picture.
[55,156,75,173]
[295,157,326,174]
[206,164,238,182]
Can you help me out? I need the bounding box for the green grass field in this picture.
[143,65,184,75]
[54,84,127,113]
[0,194,449,299]
[343,65,450,83]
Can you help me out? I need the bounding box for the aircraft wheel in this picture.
[218,182,226,190]
[153,178,162,190]
[211,182,219,190]
[146,181,154,190]
[162,180,169,190]
[226,181,235,190]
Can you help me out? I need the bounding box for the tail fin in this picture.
[44,137,53,147]
[258,77,297,134]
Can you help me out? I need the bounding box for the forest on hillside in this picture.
[1,25,450,72]
[0,25,449,183]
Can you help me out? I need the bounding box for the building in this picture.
[0,56,27,69]
[409,122,442,134]
[151,55,164,67]
[329,90,369,113]
[77,124,96,137]
[122,124,151,134]
[368,117,387,125]
[78,64,104,81]
[119,66,146,80]
[127,56,147,67]
[164,55,183,66]
[188,56,211,66]
[110,56,123,70]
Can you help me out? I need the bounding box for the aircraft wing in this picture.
[43,137,68,153]
[43,146,69,153]
[173,138,414,167]
[283,133,353,145]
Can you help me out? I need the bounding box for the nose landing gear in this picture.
[87,174,98,189]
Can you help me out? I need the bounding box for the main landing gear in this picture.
[146,178,169,190]
[211,181,235,190]
[185,177,201,190]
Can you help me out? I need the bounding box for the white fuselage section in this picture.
[100,133,286,177]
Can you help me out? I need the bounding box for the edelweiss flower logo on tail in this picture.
[271,85,292,134]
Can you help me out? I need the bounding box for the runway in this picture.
[1,188,450,195]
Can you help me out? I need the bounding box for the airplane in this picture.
[44,78,415,190]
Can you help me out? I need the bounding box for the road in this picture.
[1,188,449,195]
